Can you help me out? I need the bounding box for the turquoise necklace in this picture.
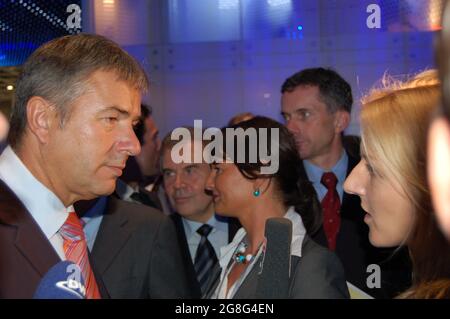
[234,241,255,264]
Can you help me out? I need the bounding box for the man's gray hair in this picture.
[8,33,149,148]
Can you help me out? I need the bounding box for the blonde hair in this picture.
[361,70,450,299]
[228,112,255,126]
[361,70,439,211]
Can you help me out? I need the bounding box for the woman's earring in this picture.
[253,189,260,197]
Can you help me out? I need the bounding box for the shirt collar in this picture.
[115,179,137,200]
[182,214,228,240]
[218,227,246,269]
[285,206,307,258]
[0,146,69,239]
[82,196,108,220]
[218,206,307,269]
[304,150,348,184]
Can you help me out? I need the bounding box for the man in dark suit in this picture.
[280,67,411,298]
[160,127,240,298]
[74,196,192,298]
[116,104,170,212]
[0,34,148,298]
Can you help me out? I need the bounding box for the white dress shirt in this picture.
[304,150,348,203]
[0,146,72,260]
[212,206,306,299]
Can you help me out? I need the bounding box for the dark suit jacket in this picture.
[205,236,350,299]
[170,213,240,298]
[85,196,193,298]
[115,178,162,211]
[0,179,108,299]
[307,136,411,298]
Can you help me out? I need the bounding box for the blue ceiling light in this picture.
[0,0,80,67]
[297,25,303,31]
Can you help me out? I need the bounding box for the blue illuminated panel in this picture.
[167,0,442,43]
[0,0,82,66]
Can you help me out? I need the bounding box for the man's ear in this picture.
[334,110,351,134]
[26,96,56,144]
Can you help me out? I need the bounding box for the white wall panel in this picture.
[85,0,439,136]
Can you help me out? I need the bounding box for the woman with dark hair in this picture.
[204,116,349,299]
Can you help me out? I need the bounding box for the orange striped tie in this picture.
[59,212,101,299]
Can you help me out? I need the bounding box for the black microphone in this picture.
[255,217,293,299]
[33,261,86,299]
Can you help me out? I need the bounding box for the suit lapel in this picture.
[202,262,223,298]
[88,250,110,299]
[172,214,195,267]
[90,197,132,275]
[14,217,61,277]
[170,213,202,298]
[341,148,362,219]
[0,179,60,277]
[227,218,241,242]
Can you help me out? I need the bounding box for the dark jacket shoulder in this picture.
[289,236,350,298]
[90,196,193,298]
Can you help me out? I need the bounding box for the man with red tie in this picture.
[280,67,411,298]
[0,34,148,298]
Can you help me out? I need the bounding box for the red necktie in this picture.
[59,212,101,299]
[320,172,341,251]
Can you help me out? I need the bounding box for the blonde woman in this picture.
[344,70,450,298]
